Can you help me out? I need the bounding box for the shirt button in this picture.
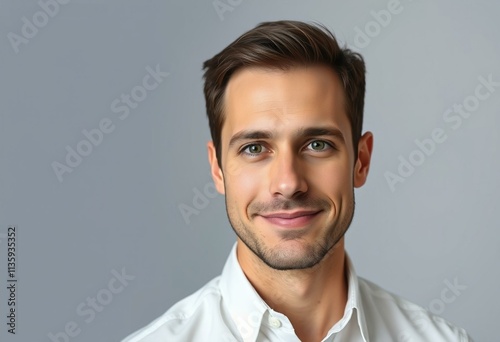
[269,316,281,328]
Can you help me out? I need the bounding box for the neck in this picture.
[237,238,348,342]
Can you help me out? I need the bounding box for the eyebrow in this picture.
[228,126,345,149]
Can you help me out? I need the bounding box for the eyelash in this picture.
[239,140,335,157]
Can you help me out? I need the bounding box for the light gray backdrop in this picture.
[0,0,498,341]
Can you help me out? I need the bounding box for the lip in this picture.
[261,210,321,219]
[259,210,322,228]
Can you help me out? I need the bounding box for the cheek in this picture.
[225,163,263,204]
[311,161,353,194]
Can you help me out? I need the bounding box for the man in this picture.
[123,20,473,341]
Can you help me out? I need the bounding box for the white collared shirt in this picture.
[122,243,473,342]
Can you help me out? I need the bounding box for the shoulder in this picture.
[121,276,231,342]
[357,277,473,341]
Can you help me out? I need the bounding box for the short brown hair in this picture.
[202,20,366,169]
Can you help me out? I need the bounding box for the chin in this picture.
[258,240,329,271]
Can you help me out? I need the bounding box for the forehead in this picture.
[221,65,350,142]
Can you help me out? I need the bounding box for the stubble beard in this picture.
[225,191,356,271]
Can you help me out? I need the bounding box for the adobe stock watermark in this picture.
[231,299,265,340]
[178,181,220,225]
[425,277,467,315]
[47,268,135,342]
[7,0,70,54]
[178,110,292,224]
[398,277,467,341]
[385,74,499,192]
[353,0,411,50]
[51,64,169,183]
[213,0,242,21]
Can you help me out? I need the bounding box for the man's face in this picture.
[207,65,372,270]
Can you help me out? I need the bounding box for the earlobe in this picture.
[353,132,374,188]
[207,141,225,194]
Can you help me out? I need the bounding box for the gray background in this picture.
[0,0,498,341]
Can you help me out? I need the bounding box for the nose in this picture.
[268,147,308,199]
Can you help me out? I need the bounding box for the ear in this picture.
[207,141,225,194]
[353,131,374,188]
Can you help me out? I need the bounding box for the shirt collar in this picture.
[219,243,269,341]
[220,242,370,342]
[342,253,370,342]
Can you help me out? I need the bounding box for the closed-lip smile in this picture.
[261,210,321,219]
[259,210,322,228]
